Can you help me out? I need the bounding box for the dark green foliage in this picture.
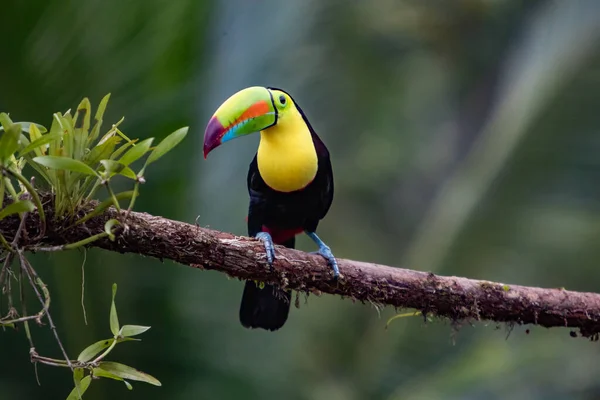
[0,96,186,399]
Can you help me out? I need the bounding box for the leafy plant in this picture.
[66,284,160,399]
[6,94,186,221]
[0,95,187,399]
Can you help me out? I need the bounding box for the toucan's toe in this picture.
[256,232,276,267]
[317,245,339,279]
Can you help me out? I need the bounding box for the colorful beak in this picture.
[203,86,277,158]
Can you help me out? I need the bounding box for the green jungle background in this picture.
[2,1,600,399]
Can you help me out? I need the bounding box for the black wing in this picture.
[311,133,333,220]
[247,155,266,237]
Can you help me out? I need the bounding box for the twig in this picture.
[0,312,46,326]
[29,232,110,252]
[18,264,34,348]
[18,251,73,370]
[1,208,31,318]
[5,263,13,312]
[29,349,98,370]
[81,248,88,325]
[12,208,29,247]
[29,350,77,368]
[0,252,14,300]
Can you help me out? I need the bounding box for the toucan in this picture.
[203,86,338,331]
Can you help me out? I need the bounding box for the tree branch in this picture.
[2,195,600,339]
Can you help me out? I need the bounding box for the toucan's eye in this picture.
[279,95,286,106]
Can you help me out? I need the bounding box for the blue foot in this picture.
[255,232,275,266]
[306,231,339,279]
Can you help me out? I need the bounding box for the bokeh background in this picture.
[2,0,600,399]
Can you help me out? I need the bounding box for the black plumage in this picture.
[239,96,334,331]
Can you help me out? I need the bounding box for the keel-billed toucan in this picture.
[203,86,338,331]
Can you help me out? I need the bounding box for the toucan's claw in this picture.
[306,231,339,279]
[256,232,275,267]
[317,246,339,279]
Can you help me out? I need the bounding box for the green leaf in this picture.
[93,366,123,381]
[73,98,91,160]
[120,325,151,337]
[0,200,35,221]
[77,337,137,362]
[95,93,111,121]
[48,113,63,157]
[110,283,119,336]
[73,367,84,386]
[18,122,47,134]
[118,138,153,166]
[33,156,99,177]
[104,219,120,241]
[74,98,92,132]
[97,362,161,387]
[88,94,111,146]
[110,140,136,161]
[24,123,42,155]
[0,122,47,134]
[92,367,134,390]
[100,160,137,180]
[18,133,31,150]
[66,375,91,400]
[0,112,13,130]
[75,191,134,225]
[145,127,188,165]
[77,338,113,362]
[19,132,61,157]
[58,113,75,159]
[71,369,85,400]
[21,153,52,186]
[0,123,22,162]
[86,136,121,167]
[0,178,5,207]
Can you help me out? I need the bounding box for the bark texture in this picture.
[2,196,600,339]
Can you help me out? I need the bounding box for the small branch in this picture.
[1,209,31,321]
[1,194,600,338]
[29,350,75,368]
[31,231,110,252]
[0,253,14,301]
[19,265,35,348]
[18,251,73,370]
[0,205,29,288]
[29,348,103,370]
[0,312,45,326]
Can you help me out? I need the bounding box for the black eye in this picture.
[279,95,286,105]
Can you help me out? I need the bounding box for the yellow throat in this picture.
[257,109,318,193]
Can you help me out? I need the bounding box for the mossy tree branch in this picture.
[3,194,600,339]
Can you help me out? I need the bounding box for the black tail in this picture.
[239,237,294,331]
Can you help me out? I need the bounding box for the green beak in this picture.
[203,86,277,158]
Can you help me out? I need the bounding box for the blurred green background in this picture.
[2,0,600,399]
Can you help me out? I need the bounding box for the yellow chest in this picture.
[257,123,318,193]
